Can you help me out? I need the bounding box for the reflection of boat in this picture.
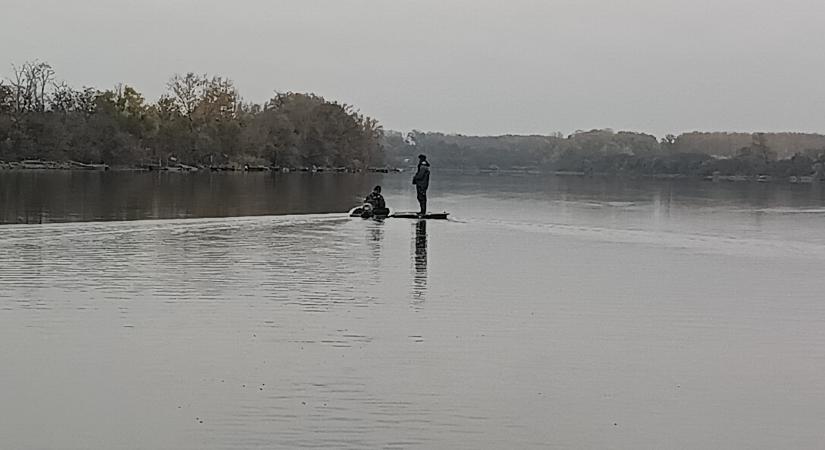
[348,206,449,220]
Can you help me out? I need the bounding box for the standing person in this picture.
[412,154,430,217]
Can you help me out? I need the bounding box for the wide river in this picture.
[2,171,825,449]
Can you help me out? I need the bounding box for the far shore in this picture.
[3,159,825,185]
[0,159,406,174]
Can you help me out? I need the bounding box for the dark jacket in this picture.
[412,161,430,190]
[364,192,386,209]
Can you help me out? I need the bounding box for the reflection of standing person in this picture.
[412,154,430,217]
[412,220,428,303]
[415,220,427,271]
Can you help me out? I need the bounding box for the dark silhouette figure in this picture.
[412,154,430,216]
[412,220,428,304]
[362,185,389,217]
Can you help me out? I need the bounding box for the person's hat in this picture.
[418,154,427,160]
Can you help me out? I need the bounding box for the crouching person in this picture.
[363,185,389,217]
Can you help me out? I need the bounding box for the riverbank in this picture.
[0,160,406,174]
[4,160,825,185]
[0,160,110,171]
[448,168,825,184]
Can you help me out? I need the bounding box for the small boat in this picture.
[349,205,391,219]
[21,160,49,169]
[348,206,449,220]
[70,161,110,171]
[243,165,270,172]
[164,163,198,173]
[391,211,450,220]
[479,164,500,174]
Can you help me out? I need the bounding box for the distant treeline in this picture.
[385,130,825,177]
[5,60,825,178]
[0,61,383,168]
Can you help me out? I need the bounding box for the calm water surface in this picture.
[2,172,825,449]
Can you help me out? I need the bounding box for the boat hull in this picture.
[348,207,448,220]
[390,212,449,220]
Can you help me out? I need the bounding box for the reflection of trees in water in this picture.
[412,220,427,307]
[0,172,383,224]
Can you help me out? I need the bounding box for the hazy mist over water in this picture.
[2,172,825,448]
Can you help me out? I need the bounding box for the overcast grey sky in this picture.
[1,0,823,137]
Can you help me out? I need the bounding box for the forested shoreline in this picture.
[0,61,384,169]
[384,130,825,179]
[3,60,825,180]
